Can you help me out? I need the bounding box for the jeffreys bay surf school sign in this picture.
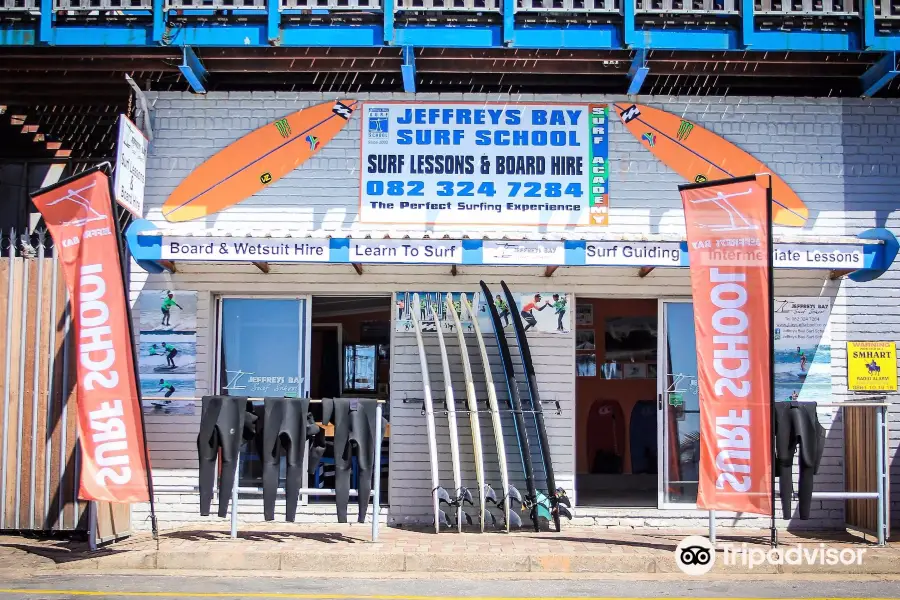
[360,103,610,227]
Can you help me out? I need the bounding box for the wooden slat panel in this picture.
[3,258,23,528]
[845,406,878,534]
[33,258,54,529]
[0,257,8,530]
[63,320,81,530]
[18,259,38,528]
[46,262,67,531]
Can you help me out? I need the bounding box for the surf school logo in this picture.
[306,135,320,151]
[260,172,273,185]
[677,119,694,141]
[274,118,291,138]
[619,104,641,123]
[641,132,656,147]
[367,107,389,144]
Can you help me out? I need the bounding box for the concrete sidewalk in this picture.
[1,524,897,576]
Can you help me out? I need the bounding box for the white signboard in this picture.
[773,245,864,269]
[482,240,565,265]
[161,237,330,262]
[113,115,148,218]
[359,102,610,228]
[349,239,462,264]
[585,242,683,266]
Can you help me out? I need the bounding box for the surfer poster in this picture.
[138,290,197,415]
[774,297,834,403]
[475,291,571,335]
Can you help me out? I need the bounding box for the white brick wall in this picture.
[131,92,900,533]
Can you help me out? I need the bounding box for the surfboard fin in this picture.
[437,510,452,529]
[485,510,498,528]
[461,511,474,526]
[507,485,523,506]
[435,487,453,506]
[507,510,523,529]
[557,505,574,520]
[555,487,571,508]
[459,487,474,506]
[483,484,498,505]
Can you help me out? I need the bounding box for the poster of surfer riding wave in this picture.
[773,297,834,404]
[138,290,198,415]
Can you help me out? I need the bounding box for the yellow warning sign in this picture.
[847,341,897,392]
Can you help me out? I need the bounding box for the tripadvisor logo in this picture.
[674,536,868,575]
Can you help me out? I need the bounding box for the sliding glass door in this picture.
[658,300,701,507]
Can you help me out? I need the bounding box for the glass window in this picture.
[663,302,701,505]
[218,298,307,488]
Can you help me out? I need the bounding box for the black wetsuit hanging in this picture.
[774,401,826,520]
[198,396,253,517]
[321,398,387,523]
[254,397,319,522]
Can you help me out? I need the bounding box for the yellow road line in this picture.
[0,593,896,600]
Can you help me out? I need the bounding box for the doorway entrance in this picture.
[575,298,658,507]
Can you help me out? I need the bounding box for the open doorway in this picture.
[575,298,658,507]
[309,295,392,505]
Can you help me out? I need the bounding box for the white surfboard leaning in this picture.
[431,301,468,532]
[411,293,449,533]
[461,293,521,531]
[446,293,487,531]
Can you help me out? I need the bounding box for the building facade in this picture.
[126,92,900,534]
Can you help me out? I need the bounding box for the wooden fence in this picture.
[0,231,86,532]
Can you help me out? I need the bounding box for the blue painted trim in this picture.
[622,0,637,48]
[849,228,899,282]
[741,0,754,48]
[152,0,164,43]
[503,0,514,46]
[863,0,876,49]
[511,26,619,49]
[861,52,898,97]
[383,0,395,44]
[39,0,53,43]
[401,45,416,93]
[393,26,501,47]
[125,220,887,273]
[267,0,280,44]
[0,26,36,45]
[753,29,858,51]
[627,48,647,95]
[178,46,208,94]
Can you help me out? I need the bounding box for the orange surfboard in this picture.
[162,99,358,223]
[613,103,808,227]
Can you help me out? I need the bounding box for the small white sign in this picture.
[774,245,864,269]
[585,242,683,266]
[113,115,148,218]
[349,239,462,264]
[161,237,330,262]
[482,240,565,265]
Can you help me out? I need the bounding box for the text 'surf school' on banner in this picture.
[31,168,150,503]
[679,175,773,517]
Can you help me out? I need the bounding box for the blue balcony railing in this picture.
[0,0,898,51]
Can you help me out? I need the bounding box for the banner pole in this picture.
[106,168,159,541]
[766,176,777,549]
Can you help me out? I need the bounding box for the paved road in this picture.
[0,574,899,599]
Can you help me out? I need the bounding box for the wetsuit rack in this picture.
[707,399,889,547]
[152,397,386,542]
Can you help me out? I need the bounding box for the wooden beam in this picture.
[159,260,177,273]
[830,269,853,280]
[638,266,654,278]
[352,263,364,275]
[252,261,270,274]
[544,265,559,277]
[450,265,458,276]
